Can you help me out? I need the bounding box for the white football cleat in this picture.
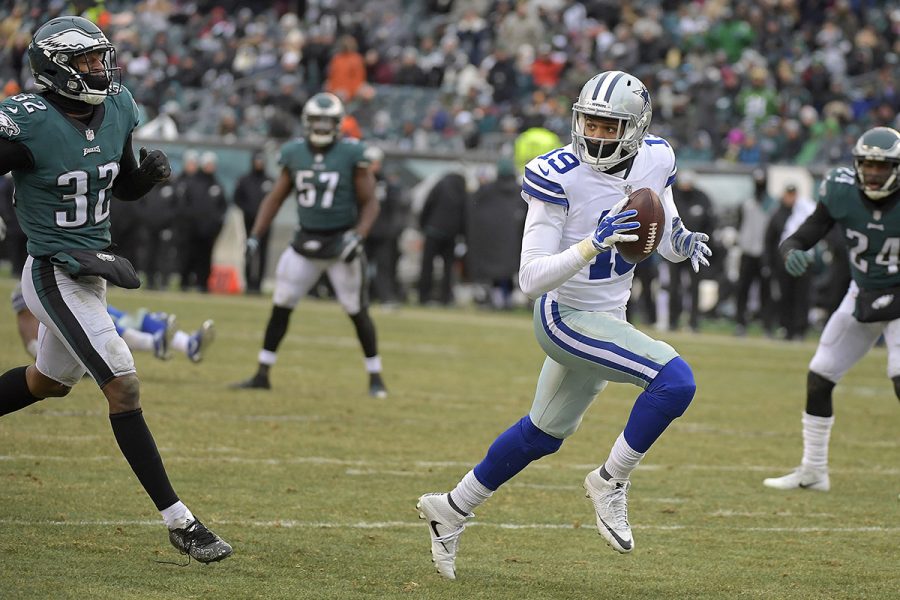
[416,493,470,580]
[763,466,830,491]
[584,470,633,553]
[187,319,216,363]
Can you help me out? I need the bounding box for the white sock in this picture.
[449,470,492,515]
[364,355,382,373]
[121,329,155,352]
[800,412,834,471]
[601,432,645,480]
[172,330,190,353]
[258,349,277,365]
[160,501,195,530]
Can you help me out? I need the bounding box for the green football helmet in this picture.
[27,16,120,105]
[852,127,900,200]
[302,92,344,147]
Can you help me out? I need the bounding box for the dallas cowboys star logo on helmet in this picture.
[634,86,650,112]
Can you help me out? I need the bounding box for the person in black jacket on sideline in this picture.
[234,151,272,294]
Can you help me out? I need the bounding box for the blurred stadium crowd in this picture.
[1,0,898,163]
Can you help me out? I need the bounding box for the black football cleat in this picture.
[168,519,233,563]
[368,373,388,399]
[230,373,271,390]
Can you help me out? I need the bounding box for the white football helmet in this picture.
[571,71,652,171]
[302,92,344,147]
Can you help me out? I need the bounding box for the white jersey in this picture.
[519,137,683,311]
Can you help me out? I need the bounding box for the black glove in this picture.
[246,236,260,261]
[138,147,171,183]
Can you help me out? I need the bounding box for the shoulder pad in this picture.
[522,151,571,208]
[0,95,47,141]
[0,107,23,140]
[818,166,856,199]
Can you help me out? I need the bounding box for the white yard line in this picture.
[1,453,897,476]
[0,518,897,534]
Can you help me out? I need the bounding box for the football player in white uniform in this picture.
[417,71,712,579]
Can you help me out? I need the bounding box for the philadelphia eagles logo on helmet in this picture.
[27,16,121,106]
[0,111,20,138]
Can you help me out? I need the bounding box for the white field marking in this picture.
[28,409,104,417]
[672,422,784,438]
[220,414,323,422]
[710,510,836,518]
[568,462,900,475]
[2,453,897,477]
[346,468,417,477]
[0,518,898,534]
[297,335,464,356]
[846,440,900,448]
[11,434,103,442]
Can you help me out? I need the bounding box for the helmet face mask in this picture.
[302,93,344,147]
[28,16,121,105]
[572,71,652,172]
[852,127,900,200]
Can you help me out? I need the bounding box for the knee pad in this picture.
[520,415,563,458]
[645,357,696,418]
[807,371,836,417]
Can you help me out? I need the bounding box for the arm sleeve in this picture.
[656,185,687,263]
[111,132,156,201]
[779,201,835,257]
[0,138,34,175]
[518,195,597,298]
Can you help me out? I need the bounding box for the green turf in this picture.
[0,278,897,599]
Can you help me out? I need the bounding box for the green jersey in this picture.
[279,137,368,237]
[0,85,139,256]
[820,167,900,290]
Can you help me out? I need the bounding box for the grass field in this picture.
[0,278,897,600]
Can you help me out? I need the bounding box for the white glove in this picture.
[670,217,711,272]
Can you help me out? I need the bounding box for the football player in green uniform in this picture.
[764,126,900,492]
[0,16,231,562]
[233,92,388,397]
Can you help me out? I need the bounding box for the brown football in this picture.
[616,187,665,264]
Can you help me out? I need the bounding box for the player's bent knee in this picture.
[103,374,141,413]
[646,357,696,418]
[25,366,72,398]
[521,415,564,458]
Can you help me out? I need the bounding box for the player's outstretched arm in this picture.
[670,217,712,272]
